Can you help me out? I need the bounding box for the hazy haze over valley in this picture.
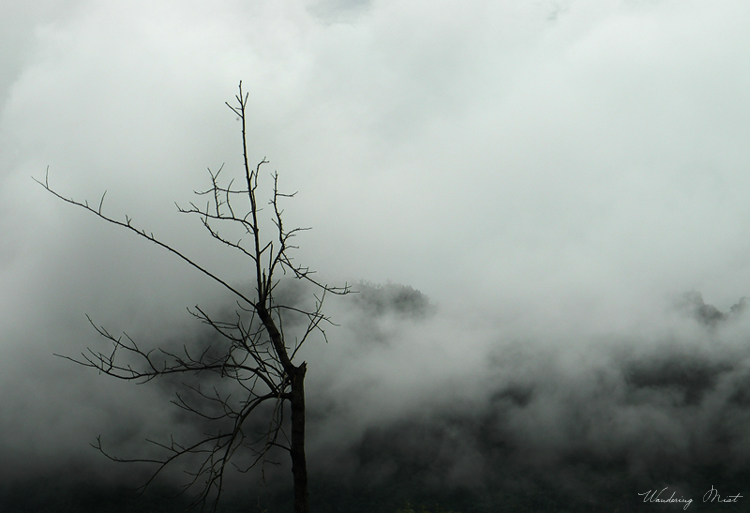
[2,1,750,510]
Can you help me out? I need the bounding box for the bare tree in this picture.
[36,82,348,513]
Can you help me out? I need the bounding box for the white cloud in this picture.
[2,0,750,496]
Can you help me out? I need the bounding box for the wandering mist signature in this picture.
[638,485,743,510]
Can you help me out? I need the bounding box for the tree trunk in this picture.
[290,363,309,513]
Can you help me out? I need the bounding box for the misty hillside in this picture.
[5,1,750,512]
[2,285,750,512]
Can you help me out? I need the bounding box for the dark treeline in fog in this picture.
[3,283,750,512]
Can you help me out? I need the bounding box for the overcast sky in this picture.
[2,0,750,507]
[4,0,750,313]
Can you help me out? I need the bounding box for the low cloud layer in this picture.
[301,288,750,510]
[3,0,750,511]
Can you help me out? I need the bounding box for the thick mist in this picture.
[3,0,750,511]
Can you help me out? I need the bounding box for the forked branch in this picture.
[37,82,349,513]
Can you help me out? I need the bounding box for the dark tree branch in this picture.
[37,81,350,513]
